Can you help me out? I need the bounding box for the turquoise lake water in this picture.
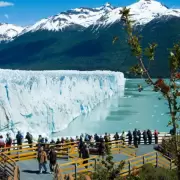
[53,79,171,137]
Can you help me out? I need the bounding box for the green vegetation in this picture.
[78,159,178,180]
[118,6,180,180]
[1,17,180,77]
[78,6,180,180]
[130,164,177,180]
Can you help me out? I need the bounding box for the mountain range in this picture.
[0,0,180,77]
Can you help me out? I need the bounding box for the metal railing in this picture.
[0,152,20,180]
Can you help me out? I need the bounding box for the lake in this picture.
[53,79,171,137]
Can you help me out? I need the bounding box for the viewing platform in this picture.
[0,131,174,180]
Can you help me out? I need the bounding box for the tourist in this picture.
[121,131,126,145]
[50,139,55,144]
[45,138,48,144]
[37,146,48,174]
[90,136,95,146]
[154,130,159,144]
[133,129,138,148]
[37,135,42,149]
[78,139,84,158]
[38,135,42,143]
[70,137,75,142]
[16,131,23,149]
[104,133,109,143]
[0,135,5,151]
[41,138,45,144]
[137,130,141,145]
[114,132,120,141]
[66,137,70,143]
[25,132,33,148]
[80,133,84,141]
[48,146,57,173]
[6,133,12,155]
[56,138,61,144]
[84,133,90,142]
[98,139,105,159]
[127,131,132,145]
[147,129,152,144]
[143,130,147,144]
[94,134,100,142]
[90,136,94,143]
[60,137,65,144]
[82,143,90,169]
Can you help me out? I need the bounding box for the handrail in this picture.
[0,152,20,180]
[0,139,136,162]
[9,132,171,147]
[54,151,176,179]
[0,132,170,154]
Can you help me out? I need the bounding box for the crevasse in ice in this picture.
[0,69,125,137]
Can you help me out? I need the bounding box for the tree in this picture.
[119,6,180,180]
[90,155,125,180]
[78,143,125,180]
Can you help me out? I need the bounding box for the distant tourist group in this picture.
[0,128,170,174]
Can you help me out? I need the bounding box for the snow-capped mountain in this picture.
[21,2,115,34]
[22,0,180,33]
[0,23,24,41]
[1,0,180,41]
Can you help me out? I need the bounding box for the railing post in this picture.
[94,158,97,171]
[128,161,131,175]
[170,159,172,170]
[156,152,158,167]
[67,148,69,161]
[74,163,77,180]
[17,150,19,161]
[143,156,145,164]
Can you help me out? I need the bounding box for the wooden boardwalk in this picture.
[0,133,174,180]
[17,145,156,180]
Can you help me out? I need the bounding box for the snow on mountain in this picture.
[21,2,115,33]
[0,23,24,41]
[1,0,180,40]
[22,0,180,33]
[99,0,180,26]
[0,70,125,138]
[127,0,180,25]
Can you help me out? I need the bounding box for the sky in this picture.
[0,0,180,26]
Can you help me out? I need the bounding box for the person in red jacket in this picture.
[6,133,12,155]
[0,135,5,152]
[154,130,159,144]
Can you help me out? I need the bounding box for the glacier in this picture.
[0,69,125,138]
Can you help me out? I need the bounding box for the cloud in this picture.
[0,1,14,7]
[4,14,9,19]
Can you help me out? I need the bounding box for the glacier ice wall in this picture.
[0,69,125,138]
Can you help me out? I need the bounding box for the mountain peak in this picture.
[102,2,114,10]
[104,2,111,7]
[0,23,24,41]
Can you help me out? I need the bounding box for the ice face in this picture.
[0,69,125,138]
